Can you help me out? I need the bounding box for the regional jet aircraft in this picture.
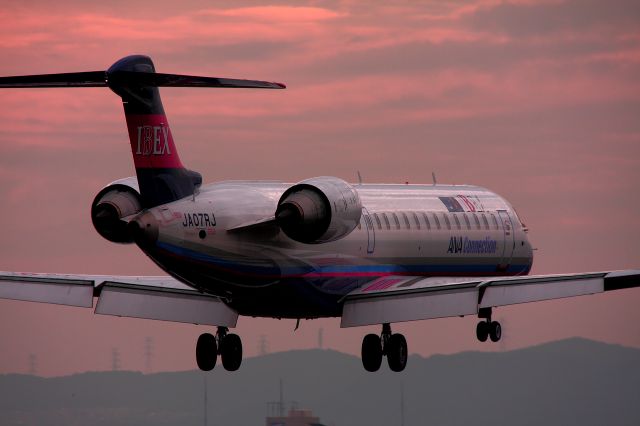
[0,55,638,372]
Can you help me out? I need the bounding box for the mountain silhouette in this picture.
[1,338,638,426]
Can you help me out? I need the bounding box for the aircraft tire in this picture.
[221,333,243,371]
[476,321,489,342]
[361,334,383,372]
[196,333,217,371]
[387,333,408,372]
[489,321,502,342]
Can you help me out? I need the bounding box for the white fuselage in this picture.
[137,181,533,318]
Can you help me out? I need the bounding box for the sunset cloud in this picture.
[210,6,345,22]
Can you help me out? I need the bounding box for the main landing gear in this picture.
[361,323,408,372]
[476,307,502,343]
[196,327,243,371]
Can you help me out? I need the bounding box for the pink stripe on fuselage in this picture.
[126,114,183,169]
[362,278,402,292]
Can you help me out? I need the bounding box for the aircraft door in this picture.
[362,207,375,254]
[498,210,515,270]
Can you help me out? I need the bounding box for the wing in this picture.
[340,270,640,327]
[0,271,238,327]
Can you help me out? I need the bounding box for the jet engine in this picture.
[91,177,142,244]
[276,177,362,244]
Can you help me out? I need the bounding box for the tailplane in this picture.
[0,55,285,208]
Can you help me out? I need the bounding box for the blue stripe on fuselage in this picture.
[155,241,530,279]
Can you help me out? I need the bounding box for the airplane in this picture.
[0,55,638,373]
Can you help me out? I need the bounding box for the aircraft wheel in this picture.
[361,333,383,372]
[489,321,502,342]
[221,333,243,371]
[196,333,217,371]
[387,333,408,372]
[476,321,489,342]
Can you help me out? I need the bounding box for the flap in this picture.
[341,270,639,328]
[0,271,238,327]
[96,282,238,326]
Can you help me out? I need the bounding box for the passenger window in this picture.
[491,213,500,229]
[382,213,391,230]
[422,212,431,230]
[443,213,451,230]
[481,213,490,230]
[432,212,441,229]
[463,213,471,230]
[392,213,401,230]
[402,212,411,229]
[412,212,421,230]
[373,213,382,230]
[473,213,481,229]
[453,214,461,230]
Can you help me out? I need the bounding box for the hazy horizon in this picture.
[2,338,639,426]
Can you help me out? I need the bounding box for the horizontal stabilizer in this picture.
[0,70,285,89]
[109,71,286,89]
[0,71,107,88]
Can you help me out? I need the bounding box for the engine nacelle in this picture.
[91,177,142,244]
[276,177,362,244]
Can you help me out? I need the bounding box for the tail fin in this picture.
[107,55,199,208]
[0,54,285,208]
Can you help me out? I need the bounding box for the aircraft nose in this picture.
[128,211,159,247]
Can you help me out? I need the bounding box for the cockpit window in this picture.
[513,208,528,231]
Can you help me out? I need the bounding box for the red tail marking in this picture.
[126,114,183,169]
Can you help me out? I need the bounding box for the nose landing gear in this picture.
[196,327,243,371]
[361,323,408,372]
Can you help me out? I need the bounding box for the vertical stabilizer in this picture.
[107,55,201,208]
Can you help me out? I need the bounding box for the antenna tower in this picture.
[258,335,269,356]
[144,336,154,373]
[111,348,121,371]
[28,353,37,375]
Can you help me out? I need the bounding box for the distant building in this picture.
[266,408,325,426]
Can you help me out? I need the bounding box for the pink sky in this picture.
[0,0,639,376]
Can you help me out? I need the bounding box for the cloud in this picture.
[207,6,345,21]
[466,0,640,36]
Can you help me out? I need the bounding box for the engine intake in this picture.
[276,177,361,244]
[91,177,142,244]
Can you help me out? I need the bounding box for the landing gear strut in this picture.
[196,327,243,371]
[476,308,501,343]
[361,323,408,372]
